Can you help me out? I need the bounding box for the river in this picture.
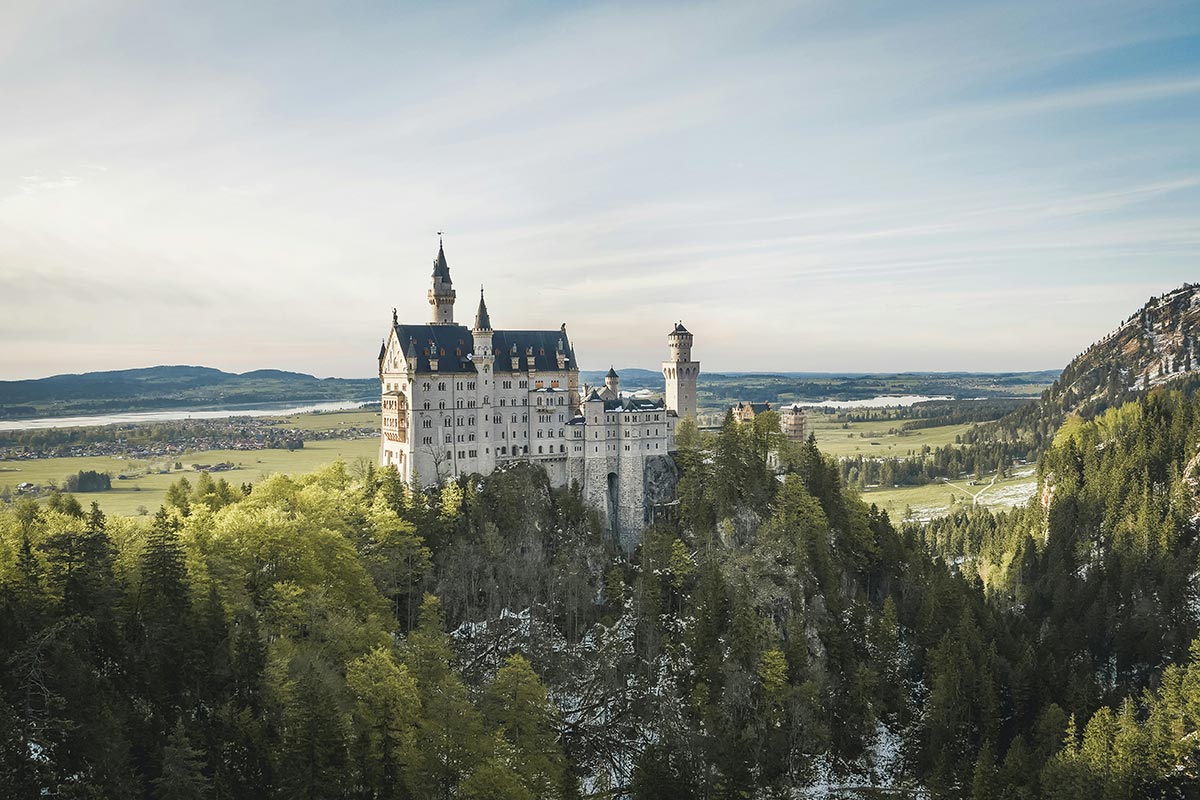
[0,400,374,432]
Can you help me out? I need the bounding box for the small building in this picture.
[732,401,772,423]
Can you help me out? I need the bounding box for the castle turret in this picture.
[663,322,699,418]
[428,238,456,324]
[605,366,620,396]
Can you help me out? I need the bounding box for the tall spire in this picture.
[432,236,451,282]
[474,285,492,331]
[428,235,456,324]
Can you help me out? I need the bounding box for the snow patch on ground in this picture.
[794,722,925,798]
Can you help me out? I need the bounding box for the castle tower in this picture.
[428,238,456,324]
[662,322,699,417]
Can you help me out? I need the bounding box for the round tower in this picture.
[605,366,620,395]
[662,322,699,418]
[428,238,456,324]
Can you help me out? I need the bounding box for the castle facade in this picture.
[378,242,699,547]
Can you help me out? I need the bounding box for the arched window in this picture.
[538,446,543,454]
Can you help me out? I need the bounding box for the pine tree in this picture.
[155,720,208,800]
[480,654,566,798]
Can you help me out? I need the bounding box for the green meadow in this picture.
[856,468,1039,522]
[1,434,379,518]
[806,413,973,458]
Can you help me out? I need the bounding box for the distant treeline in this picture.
[0,419,314,453]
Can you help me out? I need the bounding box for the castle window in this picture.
[468,399,476,408]
[468,382,475,390]
[519,380,527,388]
[423,419,432,429]
[483,396,489,404]
[438,382,445,391]
[538,446,543,454]
[537,430,543,438]
[459,450,465,459]
[522,414,528,423]
[536,397,542,406]
[500,398,506,406]
[424,402,430,409]
[512,415,517,423]
[439,401,446,410]
[503,380,511,389]
[422,436,432,445]
[625,445,630,451]
[469,433,475,442]
[469,416,475,425]
[444,434,452,443]
[469,449,477,457]
[444,418,451,427]
[446,451,452,460]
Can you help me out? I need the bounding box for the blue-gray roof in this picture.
[387,323,577,374]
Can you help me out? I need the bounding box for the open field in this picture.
[266,408,380,431]
[807,414,974,458]
[0,437,379,517]
[857,468,1039,522]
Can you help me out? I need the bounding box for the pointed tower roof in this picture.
[606,366,619,379]
[432,238,451,281]
[474,286,492,331]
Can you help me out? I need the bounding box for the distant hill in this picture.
[0,366,377,419]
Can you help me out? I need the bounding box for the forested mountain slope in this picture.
[966,284,1200,460]
[841,285,1200,489]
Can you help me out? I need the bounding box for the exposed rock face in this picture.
[643,454,678,508]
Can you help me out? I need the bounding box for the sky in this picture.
[1,0,1199,380]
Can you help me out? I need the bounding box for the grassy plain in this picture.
[805,413,1038,521]
[855,468,1039,522]
[267,408,380,431]
[0,436,379,518]
[807,413,974,458]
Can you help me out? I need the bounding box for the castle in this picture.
[378,241,699,547]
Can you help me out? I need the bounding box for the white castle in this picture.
[378,241,699,546]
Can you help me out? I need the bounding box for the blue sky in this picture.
[1,0,1198,379]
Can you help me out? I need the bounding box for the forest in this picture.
[2,383,1200,798]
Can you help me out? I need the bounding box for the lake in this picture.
[797,394,953,409]
[0,400,373,431]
